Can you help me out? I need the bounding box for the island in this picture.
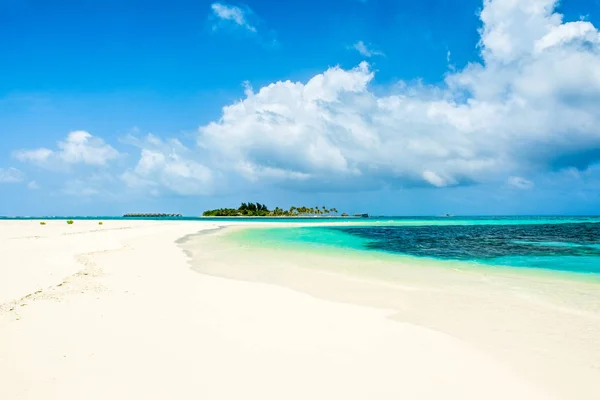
[202,203,340,217]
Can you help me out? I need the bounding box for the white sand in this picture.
[0,220,590,399]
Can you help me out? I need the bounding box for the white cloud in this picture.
[8,0,600,199]
[211,2,256,32]
[27,181,40,190]
[15,148,53,164]
[534,21,600,54]
[0,167,24,183]
[15,131,120,169]
[423,171,457,188]
[351,41,384,57]
[58,131,119,165]
[195,0,600,191]
[122,134,214,196]
[508,176,534,189]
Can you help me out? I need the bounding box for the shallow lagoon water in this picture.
[231,218,600,275]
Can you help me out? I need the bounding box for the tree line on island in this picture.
[202,202,343,217]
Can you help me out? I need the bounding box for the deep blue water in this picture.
[331,223,600,274]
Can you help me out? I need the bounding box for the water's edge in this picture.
[224,224,600,281]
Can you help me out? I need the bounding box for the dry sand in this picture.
[0,220,596,399]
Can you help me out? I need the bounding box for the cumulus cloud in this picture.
[122,134,214,196]
[11,0,599,199]
[195,0,600,191]
[211,2,256,32]
[14,131,119,169]
[0,167,24,183]
[508,176,534,189]
[351,41,384,57]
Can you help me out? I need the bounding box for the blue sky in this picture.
[2,0,600,216]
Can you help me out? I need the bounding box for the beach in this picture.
[1,220,599,399]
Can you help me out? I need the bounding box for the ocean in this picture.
[227,216,600,275]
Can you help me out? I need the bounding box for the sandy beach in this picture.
[1,220,599,399]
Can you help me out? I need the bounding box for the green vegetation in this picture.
[66,220,74,225]
[203,203,340,217]
[40,222,46,225]
[99,221,103,225]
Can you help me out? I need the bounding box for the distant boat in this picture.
[354,213,369,218]
[341,213,349,217]
[444,214,453,217]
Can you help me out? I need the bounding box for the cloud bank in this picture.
[11,0,600,199]
[193,0,600,193]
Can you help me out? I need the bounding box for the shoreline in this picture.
[223,223,600,283]
[182,224,600,399]
[188,224,600,306]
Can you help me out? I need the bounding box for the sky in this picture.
[2,0,600,216]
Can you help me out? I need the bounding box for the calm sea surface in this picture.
[227,216,600,275]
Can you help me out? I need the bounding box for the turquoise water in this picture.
[231,217,600,275]
[5,214,600,275]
